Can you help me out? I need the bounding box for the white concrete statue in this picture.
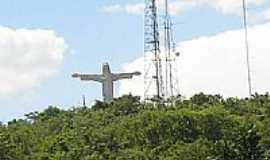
[72,63,141,103]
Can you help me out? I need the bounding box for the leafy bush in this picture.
[1,93,270,159]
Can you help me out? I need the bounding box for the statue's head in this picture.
[102,62,111,75]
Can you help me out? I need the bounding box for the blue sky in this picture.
[0,0,270,121]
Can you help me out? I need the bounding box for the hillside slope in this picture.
[1,93,270,160]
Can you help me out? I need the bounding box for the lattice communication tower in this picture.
[144,0,180,104]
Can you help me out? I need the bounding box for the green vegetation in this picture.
[1,93,270,160]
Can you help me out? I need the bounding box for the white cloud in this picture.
[119,22,270,98]
[102,0,267,16]
[102,5,124,14]
[125,4,145,15]
[0,26,67,96]
[102,3,144,16]
[250,9,270,24]
[193,0,265,15]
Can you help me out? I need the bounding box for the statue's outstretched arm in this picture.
[113,72,141,81]
[72,73,104,82]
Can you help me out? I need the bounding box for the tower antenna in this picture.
[242,0,252,96]
[82,95,86,107]
[163,0,180,104]
[144,0,164,102]
[144,0,180,104]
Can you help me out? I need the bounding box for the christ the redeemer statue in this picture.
[72,63,141,103]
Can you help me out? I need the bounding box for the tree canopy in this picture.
[1,93,270,160]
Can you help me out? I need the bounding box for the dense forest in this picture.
[1,93,270,160]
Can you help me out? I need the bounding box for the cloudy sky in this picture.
[0,0,270,121]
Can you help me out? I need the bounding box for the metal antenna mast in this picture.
[144,0,164,101]
[164,0,173,97]
[163,0,180,103]
[82,95,86,107]
[242,0,252,96]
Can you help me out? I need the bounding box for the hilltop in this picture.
[1,93,270,160]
